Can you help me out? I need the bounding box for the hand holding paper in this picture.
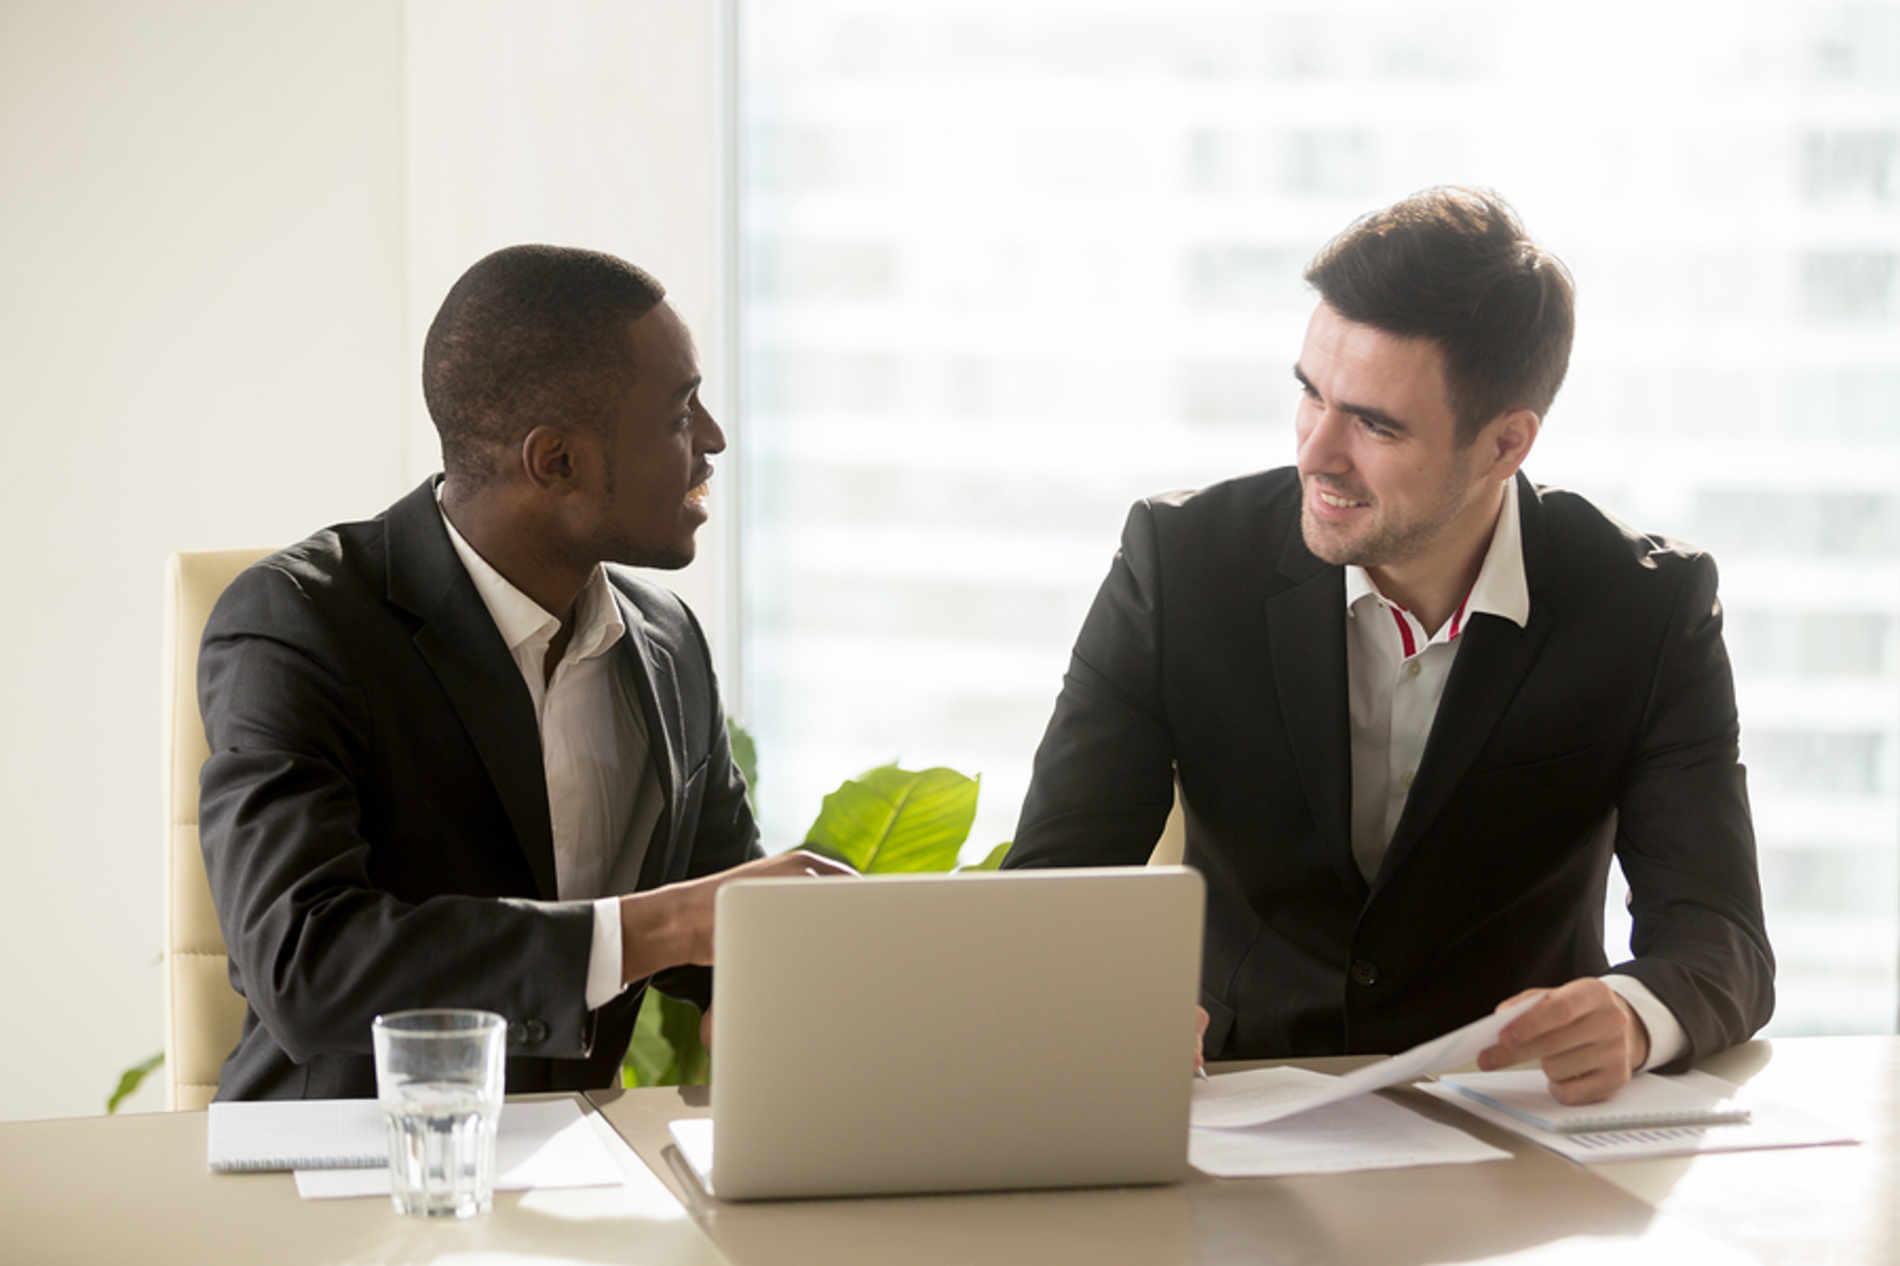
[1477,978,1652,1104]
[1191,995,1542,1130]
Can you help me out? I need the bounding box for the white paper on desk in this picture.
[1190,1092,1511,1177]
[294,1099,625,1199]
[1191,994,1541,1129]
[1420,1070,1861,1164]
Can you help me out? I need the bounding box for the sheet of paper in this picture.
[1440,1067,1749,1132]
[1191,994,1541,1129]
[1189,1091,1511,1177]
[1420,1071,1861,1163]
[294,1099,626,1199]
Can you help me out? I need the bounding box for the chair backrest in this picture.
[163,548,271,1110]
[1149,784,1186,866]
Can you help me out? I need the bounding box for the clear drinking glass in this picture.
[371,1009,507,1217]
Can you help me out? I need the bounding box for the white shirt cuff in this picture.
[1603,973,1687,1070]
[584,897,626,1011]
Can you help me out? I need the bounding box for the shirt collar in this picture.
[1344,476,1530,631]
[436,493,626,662]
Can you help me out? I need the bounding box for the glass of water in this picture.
[371,1009,507,1217]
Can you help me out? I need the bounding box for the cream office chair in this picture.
[1149,784,1186,866]
[162,548,272,1110]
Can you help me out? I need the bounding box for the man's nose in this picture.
[1298,407,1350,473]
[696,403,726,454]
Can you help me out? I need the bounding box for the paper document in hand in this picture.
[1191,994,1541,1129]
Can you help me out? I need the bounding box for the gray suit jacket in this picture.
[199,477,760,1100]
[1006,469,1773,1070]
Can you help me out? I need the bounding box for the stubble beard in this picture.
[1299,461,1480,572]
[576,486,698,572]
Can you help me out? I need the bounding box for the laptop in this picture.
[668,865,1205,1201]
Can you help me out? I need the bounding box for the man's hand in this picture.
[618,849,858,984]
[1477,978,1651,1105]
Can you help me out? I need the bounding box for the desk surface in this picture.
[592,1035,1899,1266]
[0,1094,730,1266]
[1,1038,1890,1266]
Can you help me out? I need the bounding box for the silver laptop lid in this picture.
[703,866,1205,1200]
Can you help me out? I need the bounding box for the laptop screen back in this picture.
[702,866,1205,1200]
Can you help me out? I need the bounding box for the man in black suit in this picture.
[1005,189,1773,1104]
[199,245,850,1100]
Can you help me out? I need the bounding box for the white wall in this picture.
[0,0,407,1121]
[0,0,725,1120]
[404,0,734,671]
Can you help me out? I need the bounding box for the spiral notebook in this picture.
[1438,1069,1750,1134]
[206,1098,387,1172]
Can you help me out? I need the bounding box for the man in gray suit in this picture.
[1006,189,1773,1105]
[199,245,849,1100]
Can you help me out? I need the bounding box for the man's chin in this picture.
[1301,511,1361,568]
[597,536,697,572]
[637,544,696,571]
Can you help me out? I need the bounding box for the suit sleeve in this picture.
[198,563,601,1067]
[1612,552,1776,1069]
[1005,500,1178,868]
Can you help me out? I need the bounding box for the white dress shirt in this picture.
[440,504,661,1011]
[1341,478,1686,1069]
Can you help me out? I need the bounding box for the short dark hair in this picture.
[423,245,666,486]
[1304,187,1574,444]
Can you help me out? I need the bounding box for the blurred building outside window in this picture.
[735,0,1900,1036]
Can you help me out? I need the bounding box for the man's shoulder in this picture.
[210,485,442,640]
[1138,468,1303,554]
[219,511,393,615]
[601,568,704,648]
[1528,480,1715,584]
[1146,467,1300,517]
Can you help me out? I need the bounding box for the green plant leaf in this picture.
[108,1051,164,1114]
[804,764,978,873]
[623,990,709,1087]
[960,840,1012,871]
[658,994,711,1086]
[726,717,759,815]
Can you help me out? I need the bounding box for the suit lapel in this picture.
[1374,474,1553,889]
[1265,528,1364,898]
[385,479,559,901]
[611,588,684,893]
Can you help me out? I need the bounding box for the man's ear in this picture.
[1485,408,1540,480]
[519,425,582,495]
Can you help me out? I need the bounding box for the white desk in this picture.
[592,1036,1898,1266]
[0,1094,730,1266]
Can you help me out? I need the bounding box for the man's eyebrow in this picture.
[672,375,702,402]
[1291,363,1412,437]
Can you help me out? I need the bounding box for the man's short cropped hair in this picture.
[1303,187,1575,445]
[423,244,666,486]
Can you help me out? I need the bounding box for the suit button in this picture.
[1350,959,1379,986]
[523,1019,548,1044]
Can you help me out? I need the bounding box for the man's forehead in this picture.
[626,299,698,383]
[1299,302,1453,421]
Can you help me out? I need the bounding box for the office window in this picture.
[736,0,1900,1036]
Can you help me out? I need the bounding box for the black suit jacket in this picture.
[198,478,761,1100]
[1006,469,1773,1071]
